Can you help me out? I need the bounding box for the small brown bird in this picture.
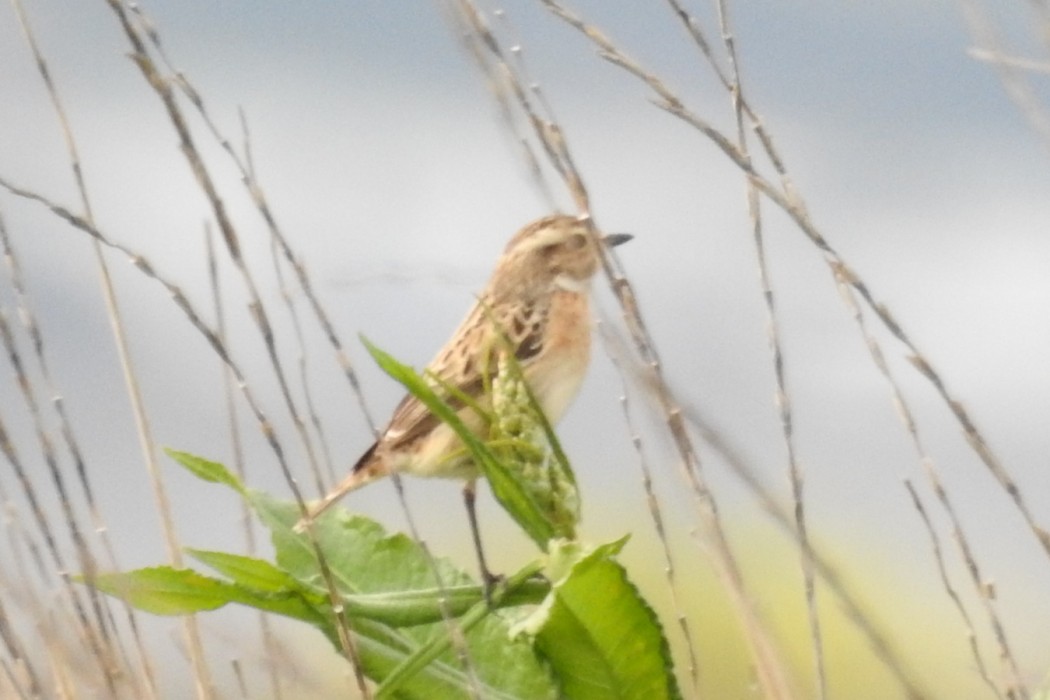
[296,215,630,563]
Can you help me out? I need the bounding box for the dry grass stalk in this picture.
[454,1,797,697]
[599,319,702,695]
[9,0,204,694]
[960,0,1050,157]
[204,226,286,700]
[1,1,1045,697]
[540,3,1042,564]
[108,1,331,504]
[834,261,1026,698]
[547,0,1049,570]
[122,4,486,691]
[524,2,1045,697]
[903,481,1003,699]
[0,173,377,695]
[99,2,383,691]
[708,0,826,695]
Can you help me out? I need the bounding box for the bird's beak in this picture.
[603,233,633,247]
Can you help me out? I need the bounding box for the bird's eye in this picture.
[566,233,587,250]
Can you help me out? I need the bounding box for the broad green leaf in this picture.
[118,449,561,698]
[89,567,232,615]
[191,543,547,627]
[249,492,472,595]
[186,549,304,593]
[88,567,322,623]
[337,581,548,628]
[250,491,557,699]
[165,448,245,494]
[532,541,681,700]
[376,560,545,699]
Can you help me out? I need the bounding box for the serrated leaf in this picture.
[533,542,681,700]
[376,560,548,699]
[248,491,557,699]
[97,449,561,699]
[249,491,472,595]
[165,448,245,494]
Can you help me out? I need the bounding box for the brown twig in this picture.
[960,0,1050,157]
[903,480,1003,699]
[205,226,286,700]
[99,1,374,692]
[456,2,796,696]
[7,0,175,695]
[598,318,701,695]
[541,0,1049,572]
[128,13,487,683]
[129,4,381,450]
[710,0,826,695]
[832,261,1018,697]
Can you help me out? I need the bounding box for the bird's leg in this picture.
[462,480,501,601]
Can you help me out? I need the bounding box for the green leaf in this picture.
[376,560,546,699]
[95,449,563,699]
[362,336,557,548]
[89,567,234,615]
[186,549,303,593]
[190,538,548,628]
[87,566,322,623]
[189,544,546,627]
[531,541,681,700]
[248,491,558,699]
[165,448,245,494]
[249,491,472,595]
[338,581,548,628]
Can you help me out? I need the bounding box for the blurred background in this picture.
[1,1,1048,698]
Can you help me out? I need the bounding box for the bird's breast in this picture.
[526,290,592,423]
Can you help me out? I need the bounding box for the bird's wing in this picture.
[368,297,548,458]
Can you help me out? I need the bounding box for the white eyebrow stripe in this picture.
[554,273,589,293]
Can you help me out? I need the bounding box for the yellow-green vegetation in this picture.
[85,346,681,700]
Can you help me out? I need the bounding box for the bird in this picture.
[296,214,631,576]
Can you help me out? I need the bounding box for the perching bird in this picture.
[296,215,630,573]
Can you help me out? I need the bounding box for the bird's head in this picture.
[498,215,631,293]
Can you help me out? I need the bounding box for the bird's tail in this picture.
[292,445,386,533]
